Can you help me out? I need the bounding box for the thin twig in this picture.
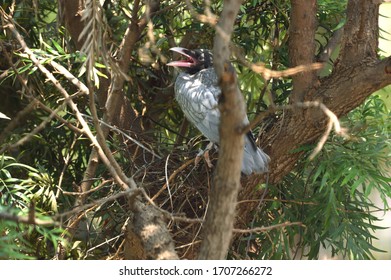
[250,62,324,80]
[86,233,124,254]
[164,154,174,210]
[56,136,79,198]
[56,188,142,220]
[0,211,56,226]
[140,188,204,224]
[61,179,112,196]
[184,0,218,26]
[151,157,194,201]
[233,221,304,234]
[50,60,89,95]
[81,113,162,160]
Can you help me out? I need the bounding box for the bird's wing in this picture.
[174,70,221,143]
[174,68,270,174]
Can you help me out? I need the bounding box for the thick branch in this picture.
[58,0,85,50]
[198,0,244,260]
[289,0,317,103]
[264,57,391,185]
[125,201,179,260]
[338,0,380,66]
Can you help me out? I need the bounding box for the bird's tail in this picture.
[241,132,270,175]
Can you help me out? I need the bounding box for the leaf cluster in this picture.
[0,0,389,260]
[240,95,390,259]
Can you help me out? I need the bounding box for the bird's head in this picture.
[167,47,213,75]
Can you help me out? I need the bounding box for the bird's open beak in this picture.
[167,47,198,68]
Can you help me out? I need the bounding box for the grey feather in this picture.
[174,68,270,175]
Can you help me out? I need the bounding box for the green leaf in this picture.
[51,39,65,55]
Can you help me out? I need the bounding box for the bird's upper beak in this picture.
[167,47,198,68]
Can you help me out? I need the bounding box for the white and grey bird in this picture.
[167,47,270,175]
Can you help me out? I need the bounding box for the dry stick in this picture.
[184,0,218,25]
[151,158,194,201]
[61,179,112,196]
[36,100,83,134]
[80,113,161,160]
[50,60,89,94]
[107,238,126,260]
[250,62,323,80]
[0,187,140,228]
[164,154,174,210]
[87,233,124,254]
[233,221,304,234]
[0,211,55,226]
[140,188,204,224]
[87,80,134,190]
[56,188,142,221]
[56,136,79,198]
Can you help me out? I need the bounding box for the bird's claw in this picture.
[195,145,214,169]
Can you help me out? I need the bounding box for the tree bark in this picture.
[125,201,178,260]
[58,0,85,50]
[198,0,244,260]
[236,0,391,229]
[289,0,317,103]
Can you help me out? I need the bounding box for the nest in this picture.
[82,132,264,259]
[133,145,218,259]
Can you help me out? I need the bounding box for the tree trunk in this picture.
[198,0,244,260]
[289,0,317,103]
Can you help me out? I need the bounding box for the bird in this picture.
[167,47,270,175]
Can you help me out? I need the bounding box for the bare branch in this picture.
[61,179,112,196]
[248,61,323,80]
[198,0,244,260]
[50,60,89,94]
[80,113,162,160]
[233,221,304,234]
[151,158,194,201]
[0,210,56,227]
[127,201,179,260]
[56,188,142,220]
[184,0,218,26]
[289,0,317,103]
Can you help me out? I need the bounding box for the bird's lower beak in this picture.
[167,47,197,68]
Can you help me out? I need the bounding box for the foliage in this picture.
[0,155,64,259]
[241,94,390,259]
[0,0,390,260]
